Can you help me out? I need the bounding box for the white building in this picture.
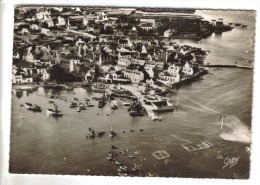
[167,64,181,75]
[57,16,66,26]
[123,69,144,83]
[182,62,193,76]
[41,28,51,36]
[164,29,171,38]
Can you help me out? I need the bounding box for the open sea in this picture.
[9,10,255,179]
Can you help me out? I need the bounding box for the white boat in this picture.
[111,100,118,109]
[46,105,62,116]
[75,106,81,112]
[123,102,130,106]
[24,102,41,112]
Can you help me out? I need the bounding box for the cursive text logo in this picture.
[223,156,239,169]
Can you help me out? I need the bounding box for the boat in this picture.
[49,101,55,104]
[107,155,113,161]
[111,100,118,109]
[98,131,105,137]
[24,103,41,112]
[46,105,62,116]
[86,102,94,107]
[242,24,247,28]
[109,127,116,138]
[115,159,124,165]
[211,19,216,22]
[79,103,87,110]
[84,98,90,101]
[75,106,81,112]
[69,102,77,108]
[123,102,130,106]
[108,151,117,157]
[234,23,241,26]
[73,98,79,101]
[118,172,128,177]
[88,127,95,138]
[49,95,57,99]
[131,167,139,172]
[128,101,145,116]
[110,145,118,149]
[98,92,106,108]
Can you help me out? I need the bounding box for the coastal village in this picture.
[9,6,254,178]
[12,6,220,120]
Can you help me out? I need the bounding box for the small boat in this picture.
[24,103,41,112]
[69,102,77,108]
[73,98,79,101]
[88,127,95,138]
[234,23,241,26]
[229,23,233,25]
[123,102,130,106]
[79,103,87,110]
[115,159,124,165]
[107,155,113,161]
[131,167,139,172]
[110,145,118,149]
[118,172,128,177]
[86,102,94,107]
[242,24,247,28]
[98,131,105,137]
[211,19,216,22]
[111,100,118,109]
[46,105,62,117]
[84,98,90,101]
[158,117,163,121]
[128,154,134,159]
[98,99,105,108]
[49,95,57,99]
[108,150,117,156]
[49,101,55,104]
[119,165,129,171]
[109,127,116,138]
[75,106,81,112]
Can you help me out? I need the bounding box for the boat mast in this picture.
[220,109,224,130]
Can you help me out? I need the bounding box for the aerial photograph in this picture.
[9,5,255,179]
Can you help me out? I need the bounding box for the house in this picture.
[21,28,30,35]
[182,62,194,76]
[95,12,108,22]
[42,70,50,81]
[140,19,156,27]
[57,16,66,26]
[118,51,131,60]
[123,69,144,83]
[30,24,39,30]
[140,23,154,31]
[84,68,95,82]
[167,64,181,75]
[144,64,154,78]
[164,29,171,38]
[158,72,180,84]
[118,39,129,47]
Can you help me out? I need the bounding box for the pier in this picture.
[121,85,161,120]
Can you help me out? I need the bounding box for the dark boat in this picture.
[88,127,95,138]
[234,23,241,26]
[242,24,247,28]
[24,103,42,112]
[98,131,106,137]
[128,101,145,116]
[98,92,106,108]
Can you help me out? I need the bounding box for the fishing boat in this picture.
[98,131,105,137]
[86,102,94,107]
[69,101,77,108]
[46,105,62,117]
[111,100,118,109]
[109,127,116,138]
[128,101,145,116]
[234,23,241,26]
[98,92,106,108]
[79,103,87,110]
[241,24,248,28]
[107,155,113,161]
[75,106,81,112]
[24,103,42,112]
[98,99,105,108]
[115,159,124,165]
[88,127,95,138]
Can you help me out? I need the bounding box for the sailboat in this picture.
[109,126,116,138]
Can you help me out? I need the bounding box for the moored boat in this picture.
[111,100,118,109]
[123,102,130,106]
[24,102,41,112]
[46,104,62,116]
[88,127,95,138]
